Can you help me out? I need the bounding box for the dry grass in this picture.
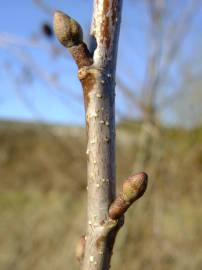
[0,120,202,270]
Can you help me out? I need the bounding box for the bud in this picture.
[122,172,148,202]
[53,10,83,48]
[42,23,53,38]
[109,172,148,220]
[75,235,85,264]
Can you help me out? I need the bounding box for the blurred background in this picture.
[0,0,202,269]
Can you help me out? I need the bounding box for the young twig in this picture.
[53,2,148,269]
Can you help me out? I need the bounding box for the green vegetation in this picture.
[1,120,202,270]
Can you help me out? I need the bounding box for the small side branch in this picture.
[54,11,93,68]
[109,172,148,220]
[75,172,148,267]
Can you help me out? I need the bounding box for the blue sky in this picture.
[0,0,202,125]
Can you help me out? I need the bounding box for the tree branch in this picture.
[53,2,148,270]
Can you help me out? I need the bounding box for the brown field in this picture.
[1,120,202,270]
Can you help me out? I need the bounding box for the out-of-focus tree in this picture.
[0,1,201,126]
[117,0,202,170]
[170,48,202,128]
[0,0,201,169]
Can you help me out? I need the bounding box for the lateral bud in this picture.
[75,235,86,264]
[54,10,83,48]
[122,172,148,202]
[109,172,148,220]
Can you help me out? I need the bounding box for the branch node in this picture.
[78,66,101,80]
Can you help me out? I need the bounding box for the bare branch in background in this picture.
[33,0,54,16]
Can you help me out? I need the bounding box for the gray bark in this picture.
[53,2,148,270]
[81,1,123,269]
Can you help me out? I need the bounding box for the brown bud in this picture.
[109,195,129,220]
[53,10,83,48]
[109,172,148,220]
[75,235,85,264]
[122,172,148,202]
[42,23,53,38]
